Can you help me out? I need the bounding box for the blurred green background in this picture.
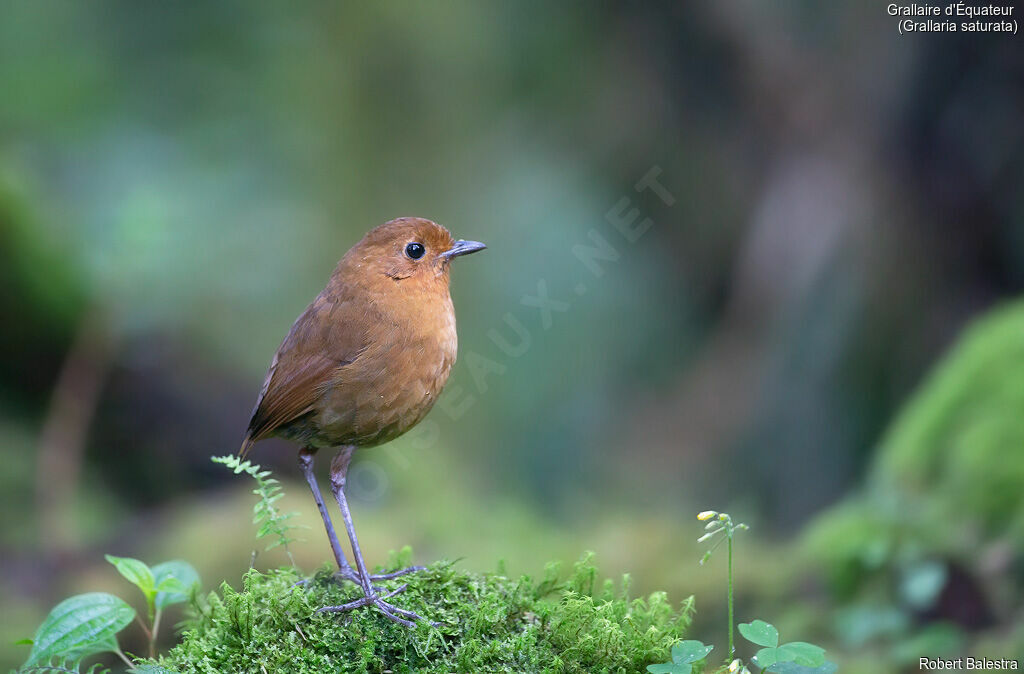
[1,2,1022,672]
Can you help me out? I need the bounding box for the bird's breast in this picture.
[314,296,458,447]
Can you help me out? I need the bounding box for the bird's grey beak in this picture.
[441,239,487,259]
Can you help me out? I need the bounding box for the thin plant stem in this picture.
[151,607,163,658]
[134,613,152,640]
[727,532,734,658]
[698,511,746,663]
[114,646,134,669]
[146,595,157,659]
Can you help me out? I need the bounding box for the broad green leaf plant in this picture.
[18,558,199,672]
[648,512,837,674]
[21,592,135,671]
[105,556,200,659]
[16,458,307,672]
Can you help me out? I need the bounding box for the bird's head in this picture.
[345,217,486,287]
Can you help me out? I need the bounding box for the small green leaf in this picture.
[24,592,135,667]
[766,661,838,674]
[672,640,713,664]
[754,647,779,668]
[647,664,690,674]
[152,560,200,609]
[155,576,186,593]
[740,619,779,648]
[105,554,156,599]
[778,642,826,667]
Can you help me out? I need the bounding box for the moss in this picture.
[798,301,1024,662]
[804,300,1024,593]
[874,300,1024,539]
[150,551,694,673]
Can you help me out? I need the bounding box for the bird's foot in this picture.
[367,564,428,581]
[332,564,427,586]
[316,584,440,627]
[331,567,362,585]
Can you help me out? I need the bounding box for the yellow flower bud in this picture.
[729,659,742,672]
[697,510,718,521]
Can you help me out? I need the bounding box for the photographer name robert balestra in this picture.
[920,657,1019,671]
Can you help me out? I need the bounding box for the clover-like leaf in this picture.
[106,554,156,600]
[740,619,779,648]
[647,663,690,674]
[647,640,712,674]
[672,640,714,664]
[23,592,135,667]
[754,647,780,669]
[152,560,200,609]
[766,660,838,674]
[778,642,826,667]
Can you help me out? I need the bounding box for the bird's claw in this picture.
[316,583,440,627]
[332,564,427,587]
[367,564,428,581]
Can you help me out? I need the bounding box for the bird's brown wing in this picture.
[239,293,368,455]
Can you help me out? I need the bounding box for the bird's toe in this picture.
[366,565,427,581]
[315,583,436,627]
[331,569,363,585]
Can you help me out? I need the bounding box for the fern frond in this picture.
[212,455,307,568]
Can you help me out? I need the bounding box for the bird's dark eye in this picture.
[405,242,425,260]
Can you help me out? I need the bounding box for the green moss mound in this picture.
[875,300,1024,538]
[804,299,1024,593]
[798,301,1024,664]
[151,552,694,673]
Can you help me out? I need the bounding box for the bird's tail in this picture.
[238,433,255,458]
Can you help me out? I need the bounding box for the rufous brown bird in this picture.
[240,217,485,625]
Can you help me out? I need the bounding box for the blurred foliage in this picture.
[16,555,199,673]
[150,554,694,674]
[877,301,1024,540]
[0,174,86,406]
[803,300,1024,666]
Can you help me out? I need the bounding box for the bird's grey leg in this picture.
[317,446,438,627]
[297,448,359,581]
[298,448,423,587]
